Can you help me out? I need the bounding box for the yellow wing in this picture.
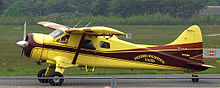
[38,21,125,36]
[65,26,126,36]
[38,21,71,31]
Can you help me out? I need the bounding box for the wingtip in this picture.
[37,21,50,24]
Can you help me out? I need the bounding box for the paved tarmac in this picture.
[1,36,220,39]
[1,74,220,88]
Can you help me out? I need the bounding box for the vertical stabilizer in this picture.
[168,25,203,45]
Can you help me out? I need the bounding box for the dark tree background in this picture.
[0,0,218,17]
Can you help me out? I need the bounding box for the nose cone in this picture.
[16,40,28,48]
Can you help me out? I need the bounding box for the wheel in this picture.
[37,69,49,83]
[49,72,64,86]
[192,75,199,82]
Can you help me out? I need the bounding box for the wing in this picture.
[38,21,125,36]
[38,21,71,30]
[65,26,126,36]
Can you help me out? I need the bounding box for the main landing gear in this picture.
[49,72,64,86]
[38,68,200,86]
[37,69,49,83]
[37,68,64,86]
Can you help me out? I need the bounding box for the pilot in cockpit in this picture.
[60,35,70,43]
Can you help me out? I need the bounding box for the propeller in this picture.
[16,21,28,58]
[23,21,26,40]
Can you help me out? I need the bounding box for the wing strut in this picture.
[72,33,86,64]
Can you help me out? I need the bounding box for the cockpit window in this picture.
[50,30,64,39]
[100,41,110,49]
[59,35,70,43]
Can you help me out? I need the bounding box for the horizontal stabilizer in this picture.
[187,62,215,71]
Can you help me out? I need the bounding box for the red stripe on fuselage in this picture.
[107,42,203,52]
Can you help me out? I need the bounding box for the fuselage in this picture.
[23,29,209,72]
[15,22,214,86]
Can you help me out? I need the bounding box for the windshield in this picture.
[50,30,64,39]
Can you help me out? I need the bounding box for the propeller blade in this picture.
[17,21,27,59]
[20,48,24,59]
[23,21,26,40]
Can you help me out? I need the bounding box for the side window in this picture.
[57,35,70,43]
[100,41,110,49]
[82,40,96,50]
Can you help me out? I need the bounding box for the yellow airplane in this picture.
[16,21,214,86]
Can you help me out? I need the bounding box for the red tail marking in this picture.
[209,51,214,56]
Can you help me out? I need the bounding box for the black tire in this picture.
[37,69,49,83]
[49,72,64,86]
[192,75,199,82]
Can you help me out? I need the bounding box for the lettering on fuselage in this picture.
[134,54,165,64]
[182,53,190,57]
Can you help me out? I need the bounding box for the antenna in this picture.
[73,20,82,28]
[85,21,92,27]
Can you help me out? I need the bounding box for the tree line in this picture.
[0,0,220,25]
[0,0,218,18]
[1,14,220,25]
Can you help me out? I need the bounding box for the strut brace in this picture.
[72,33,86,64]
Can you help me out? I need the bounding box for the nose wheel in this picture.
[192,74,199,82]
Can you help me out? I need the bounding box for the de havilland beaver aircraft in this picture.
[16,21,214,86]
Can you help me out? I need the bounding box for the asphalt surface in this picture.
[1,36,220,39]
[1,74,220,87]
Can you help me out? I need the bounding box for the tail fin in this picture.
[166,25,215,69]
[169,25,203,45]
[168,25,203,61]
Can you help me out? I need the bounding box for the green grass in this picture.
[0,25,220,76]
